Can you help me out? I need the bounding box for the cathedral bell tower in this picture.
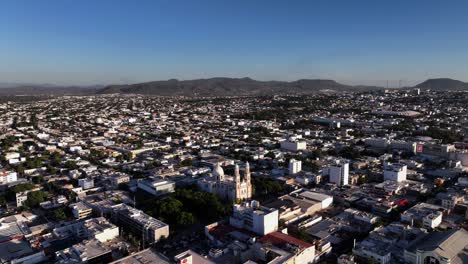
[245,162,252,198]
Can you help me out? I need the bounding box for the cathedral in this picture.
[197,162,252,201]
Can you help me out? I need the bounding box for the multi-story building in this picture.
[16,191,30,207]
[53,217,119,243]
[0,170,17,184]
[329,160,349,186]
[390,140,417,153]
[383,162,407,182]
[400,203,444,229]
[229,200,278,235]
[70,202,93,220]
[110,174,130,187]
[280,138,307,152]
[78,178,94,190]
[438,192,464,211]
[289,159,302,175]
[112,204,169,245]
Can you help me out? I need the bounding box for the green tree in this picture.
[26,190,47,208]
[179,158,192,167]
[53,207,67,221]
[50,152,62,166]
[32,176,44,184]
[64,160,78,170]
[178,212,196,226]
[12,183,35,193]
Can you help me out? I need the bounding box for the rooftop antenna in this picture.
[386,80,389,89]
[399,80,402,89]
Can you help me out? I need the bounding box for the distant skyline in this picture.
[1,0,468,86]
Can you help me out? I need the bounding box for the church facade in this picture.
[198,162,252,201]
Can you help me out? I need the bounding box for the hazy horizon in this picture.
[0,77,456,89]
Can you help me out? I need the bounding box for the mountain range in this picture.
[0,78,467,96]
[97,78,380,96]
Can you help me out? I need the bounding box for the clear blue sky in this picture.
[1,0,468,86]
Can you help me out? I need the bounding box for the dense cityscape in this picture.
[3,1,468,263]
[0,88,467,263]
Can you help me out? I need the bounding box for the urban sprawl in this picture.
[0,88,467,264]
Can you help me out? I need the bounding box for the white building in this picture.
[137,178,175,196]
[401,203,443,229]
[230,200,278,235]
[422,212,443,229]
[280,138,307,152]
[16,191,30,207]
[53,217,119,243]
[296,190,333,209]
[383,162,407,182]
[78,178,94,190]
[329,160,349,186]
[84,217,119,243]
[0,170,17,184]
[289,159,302,175]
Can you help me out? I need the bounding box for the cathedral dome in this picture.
[213,162,225,179]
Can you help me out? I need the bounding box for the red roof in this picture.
[259,232,313,249]
[209,224,237,241]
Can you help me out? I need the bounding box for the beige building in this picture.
[70,202,93,220]
[112,204,169,245]
[198,162,252,201]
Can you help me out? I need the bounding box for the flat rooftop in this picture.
[298,191,332,202]
[0,239,34,263]
[110,248,170,264]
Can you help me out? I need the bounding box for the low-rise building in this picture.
[404,228,468,264]
[110,248,170,264]
[55,239,113,263]
[137,178,175,196]
[401,203,444,229]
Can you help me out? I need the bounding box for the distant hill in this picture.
[2,77,466,96]
[0,85,101,96]
[97,77,381,96]
[414,78,468,91]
